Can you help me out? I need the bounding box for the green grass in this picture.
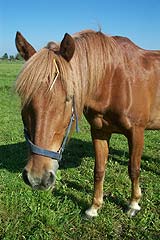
[0,61,160,240]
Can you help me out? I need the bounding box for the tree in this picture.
[2,53,8,60]
[9,55,15,61]
[15,53,23,61]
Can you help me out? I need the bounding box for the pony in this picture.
[15,29,160,217]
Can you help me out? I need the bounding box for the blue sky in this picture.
[0,0,160,56]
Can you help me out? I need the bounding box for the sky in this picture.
[0,0,160,57]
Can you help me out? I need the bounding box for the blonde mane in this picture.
[16,30,120,114]
[15,48,73,106]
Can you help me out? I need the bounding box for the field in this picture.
[0,61,160,240]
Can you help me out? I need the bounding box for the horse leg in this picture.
[85,129,109,217]
[127,127,144,217]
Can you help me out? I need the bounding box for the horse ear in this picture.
[60,33,75,62]
[15,32,36,61]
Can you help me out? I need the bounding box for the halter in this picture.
[24,59,79,162]
[24,100,79,162]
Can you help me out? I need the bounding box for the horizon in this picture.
[1,0,160,56]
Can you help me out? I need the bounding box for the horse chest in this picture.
[85,110,130,134]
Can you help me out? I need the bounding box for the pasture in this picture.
[0,61,159,239]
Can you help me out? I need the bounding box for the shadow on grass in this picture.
[109,147,160,175]
[0,138,94,173]
[0,138,159,175]
[0,142,28,172]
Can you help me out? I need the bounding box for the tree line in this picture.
[0,52,23,61]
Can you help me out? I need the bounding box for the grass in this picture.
[0,61,160,240]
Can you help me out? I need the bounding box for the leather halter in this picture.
[24,101,79,162]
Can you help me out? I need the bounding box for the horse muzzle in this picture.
[22,160,59,190]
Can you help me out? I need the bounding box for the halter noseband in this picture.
[24,101,79,162]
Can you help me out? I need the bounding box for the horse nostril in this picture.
[22,169,31,186]
[49,171,55,184]
[42,171,55,188]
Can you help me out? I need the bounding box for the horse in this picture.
[15,29,160,218]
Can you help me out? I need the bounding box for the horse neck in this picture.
[71,34,120,115]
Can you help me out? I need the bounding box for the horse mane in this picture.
[15,47,73,106]
[16,30,121,113]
